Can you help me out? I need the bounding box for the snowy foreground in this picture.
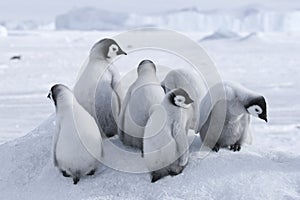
[0,31,300,199]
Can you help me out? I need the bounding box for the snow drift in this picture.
[0,115,299,199]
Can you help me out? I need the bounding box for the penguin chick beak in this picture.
[259,114,268,123]
[47,93,51,99]
[117,49,127,56]
[187,98,194,104]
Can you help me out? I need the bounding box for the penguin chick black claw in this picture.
[230,143,241,152]
[212,143,220,152]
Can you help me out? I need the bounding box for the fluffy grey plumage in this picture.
[161,69,207,130]
[73,38,126,138]
[143,88,194,182]
[118,60,165,149]
[198,81,267,152]
[48,84,103,184]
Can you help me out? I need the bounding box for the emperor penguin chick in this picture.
[198,81,268,152]
[73,38,126,138]
[48,84,103,184]
[161,68,207,130]
[143,88,194,183]
[118,59,165,150]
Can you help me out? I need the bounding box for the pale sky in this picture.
[0,0,297,21]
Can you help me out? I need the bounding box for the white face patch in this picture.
[247,105,263,117]
[174,95,191,109]
[107,44,119,59]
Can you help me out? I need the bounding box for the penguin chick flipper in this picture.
[172,122,189,166]
[230,143,241,152]
[53,123,61,167]
[212,143,220,152]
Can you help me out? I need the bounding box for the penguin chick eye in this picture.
[174,96,185,104]
[247,105,262,116]
[110,44,118,52]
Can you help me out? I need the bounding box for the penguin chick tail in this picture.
[72,170,81,185]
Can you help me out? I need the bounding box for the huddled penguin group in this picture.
[48,38,268,184]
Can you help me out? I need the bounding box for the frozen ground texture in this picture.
[0,31,299,199]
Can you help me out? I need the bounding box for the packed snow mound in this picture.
[55,7,129,30]
[0,25,8,37]
[238,32,265,42]
[0,116,300,199]
[54,6,300,32]
[200,29,240,41]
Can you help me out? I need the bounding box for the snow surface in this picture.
[0,31,300,199]
[0,25,8,37]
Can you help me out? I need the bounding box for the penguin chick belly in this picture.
[56,120,98,174]
[144,126,177,172]
[218,116,245,147]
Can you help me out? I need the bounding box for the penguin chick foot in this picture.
[86,169,96,176]
[61,170,71,177]
[230,143,241,152]
[169,166,184,176]
[151,171,163,183]
[212,143,220,152]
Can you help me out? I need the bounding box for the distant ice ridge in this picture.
[200,29,241,41]
[55,7,300,32]
[0,20,55,31]
[55,7,128,30]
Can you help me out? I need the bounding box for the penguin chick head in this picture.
[47,84,72,106]
[137,59,156,75]
[90,38,127,60]
[245,96,267,122]
[169,88,194,109]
